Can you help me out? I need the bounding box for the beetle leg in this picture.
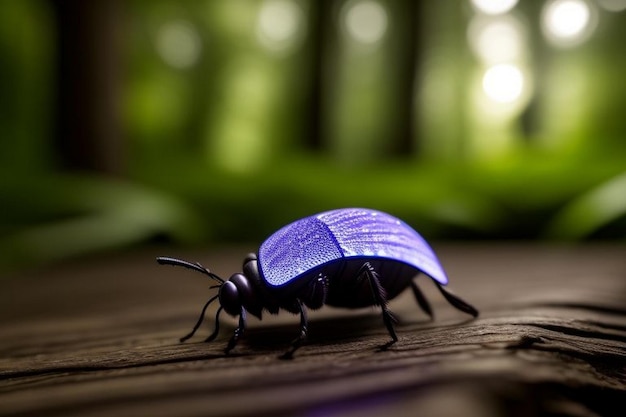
[281,299,308,359]
[436,283,479,318]
[303,273,328,310]
[181,294,220,342]
[225,309,247,354]
[410,281,434,319]
[358,262,398,346]
[203,306,223,343]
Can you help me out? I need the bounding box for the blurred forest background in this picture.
[1,0,626,270]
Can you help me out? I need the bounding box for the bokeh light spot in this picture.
[542,0,597,47]
[156,20,201,69]
[256,0,304,53]
[468,15,526,64]
[343,0,388,45]
[470,0,519,15]
[482,64,524,103]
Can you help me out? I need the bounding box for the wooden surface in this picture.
[1,244,626,416]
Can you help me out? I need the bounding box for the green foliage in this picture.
[0,175,206,268]
[1,0,626,271]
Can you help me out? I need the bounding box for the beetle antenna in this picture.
[180,294,220,342]
[157,256,225,284]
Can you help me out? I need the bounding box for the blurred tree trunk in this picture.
[50,0,125,175]
[305,0,420,157]
[304,0,333,151]
[391,0,419,156]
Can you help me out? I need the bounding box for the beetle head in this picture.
[218,280,241,316]
[156,254,264,343]
[219,269,263,318]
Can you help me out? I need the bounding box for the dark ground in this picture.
[1,244,625,416]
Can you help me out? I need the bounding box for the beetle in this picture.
[157,208,478,357]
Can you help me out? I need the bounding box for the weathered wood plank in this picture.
[1,245,625,416]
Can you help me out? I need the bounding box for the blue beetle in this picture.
[157,208,478,357]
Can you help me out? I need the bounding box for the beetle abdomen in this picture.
[324,258,420,308]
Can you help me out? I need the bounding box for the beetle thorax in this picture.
[217,254,268,319]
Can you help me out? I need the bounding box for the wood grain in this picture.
[1,244,625,416]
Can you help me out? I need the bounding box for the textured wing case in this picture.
[317,208,449,285]
[259,216,343,286]
[259,208,448,287]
